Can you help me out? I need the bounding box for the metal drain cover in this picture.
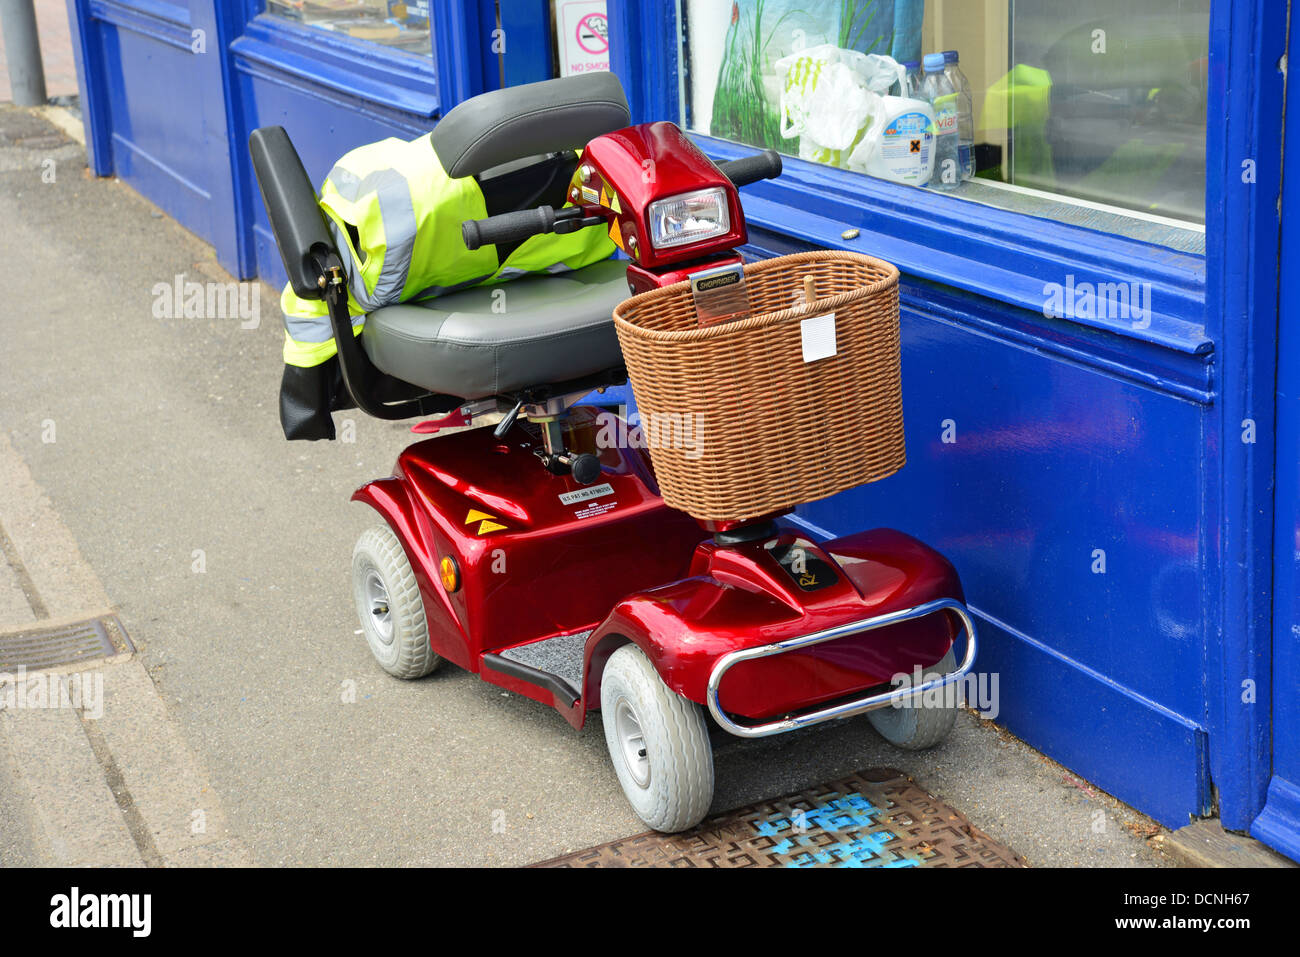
[0,616,133,671]
[534,768,1026,868]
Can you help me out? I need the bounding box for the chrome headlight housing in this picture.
[647,187,731,250]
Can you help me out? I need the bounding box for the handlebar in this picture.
[460,148,783,252]
[716,149,783,188]
[461,206,557,251]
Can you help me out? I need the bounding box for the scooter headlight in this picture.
[647,187,730,250]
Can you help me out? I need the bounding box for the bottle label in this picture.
[876,111,934,184]
[884,111,932,137]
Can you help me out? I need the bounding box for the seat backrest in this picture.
[430,72,631,179]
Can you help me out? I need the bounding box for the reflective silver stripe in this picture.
[407,273,493,303]
[326,219,374,310]
[283,308,364,344]
[368,171,416,306]
[493,263,577,281]
[324,167,418,312]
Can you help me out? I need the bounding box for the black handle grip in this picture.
[718,149,783,188]
[462,206,558,250]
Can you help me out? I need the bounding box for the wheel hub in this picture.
[364,569,394,646]
[614,697,651,788]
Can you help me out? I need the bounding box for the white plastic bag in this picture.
[775,46,907,165]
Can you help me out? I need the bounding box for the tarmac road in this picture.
[0,104,1172,867]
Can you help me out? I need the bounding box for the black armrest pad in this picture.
[249,126,339,300]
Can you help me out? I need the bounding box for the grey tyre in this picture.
[352,525,441,679]
[600,644,714,833]
[867,648,959,749]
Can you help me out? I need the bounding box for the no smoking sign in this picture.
[557,0,609,76]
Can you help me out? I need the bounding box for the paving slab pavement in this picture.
[0,103,1183,868]
[0,397,252,867]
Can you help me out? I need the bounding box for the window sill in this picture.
[951,179,1204,257]
[695,135,1210,357]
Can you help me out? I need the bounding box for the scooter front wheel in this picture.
[867,648,959,749]
[600,644,714,833]
[351,525,441,679]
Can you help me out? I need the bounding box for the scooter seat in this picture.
[360,258,629,400]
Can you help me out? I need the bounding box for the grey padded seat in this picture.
[361,258,629,400]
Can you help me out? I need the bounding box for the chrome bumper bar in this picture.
[704,598,978,739]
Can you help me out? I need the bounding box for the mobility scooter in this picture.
[250,73,976,833]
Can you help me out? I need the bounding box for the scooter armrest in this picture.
[249,126,340,300]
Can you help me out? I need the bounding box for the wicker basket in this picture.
[613,251,905,522]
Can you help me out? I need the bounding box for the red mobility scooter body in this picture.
[353,407,966,732]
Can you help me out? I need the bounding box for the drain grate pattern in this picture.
[0,616,133,671]
[535,768,1027,868]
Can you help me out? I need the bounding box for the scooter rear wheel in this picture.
[600,644,714,833]
[352,525,441,679]
[867,648,958,749]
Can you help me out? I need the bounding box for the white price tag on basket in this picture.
[801,312,837,362]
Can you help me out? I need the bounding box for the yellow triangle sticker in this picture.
[608,192,621,214]
[465,508,494,525]
[477,520,507,535]
[608,217,623,250]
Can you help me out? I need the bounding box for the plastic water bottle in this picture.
[943,51,975,181]
[920,53,959,191]
[901,60,922,98]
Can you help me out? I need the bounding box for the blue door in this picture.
[1252,13,1300,861]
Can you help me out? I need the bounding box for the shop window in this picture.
[265,0,432,57]
[680,0,1208,247]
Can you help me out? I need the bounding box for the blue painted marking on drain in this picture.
[754,792,922,867]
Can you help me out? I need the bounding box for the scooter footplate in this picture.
[496,630,593,689]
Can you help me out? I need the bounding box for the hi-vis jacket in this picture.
[281,132,615,368]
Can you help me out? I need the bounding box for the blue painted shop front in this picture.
[63,0,1297,858]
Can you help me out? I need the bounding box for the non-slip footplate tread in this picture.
[534,768,1026,868]
[0,616,133,671]
[498,630,592,688]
